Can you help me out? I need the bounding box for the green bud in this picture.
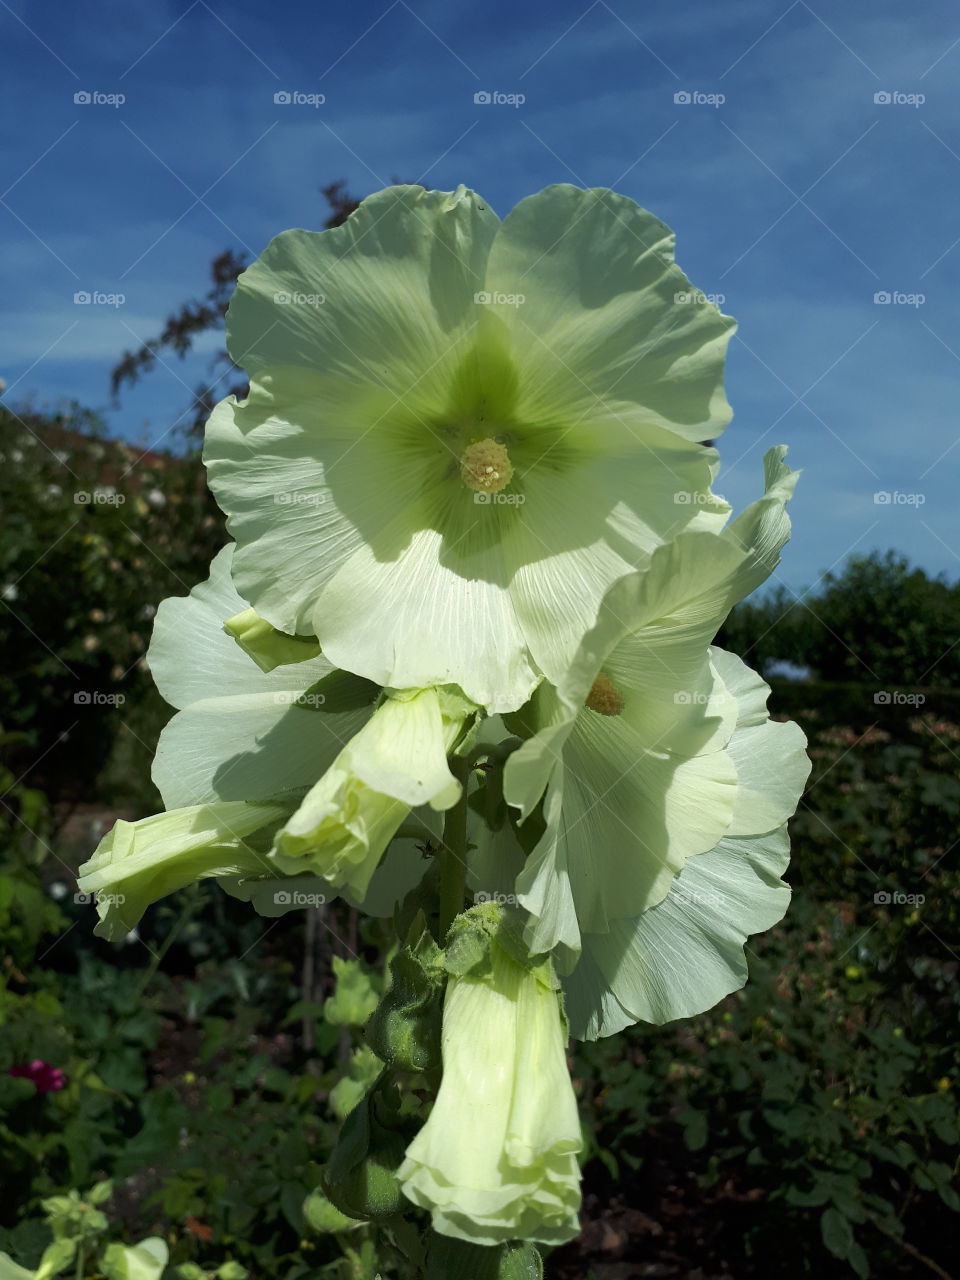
[425,1237,544,1279]
[323,1075,420,1221]
[366,920,446,1072]
[303,1188,364,1234]
[222,608,320,672]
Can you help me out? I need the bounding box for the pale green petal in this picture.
[709,646,811,835]
[153,681,374,810]
[317,526,539,714]
[148,543,334,708]
[483,184,736,443]
[512,778,581,962]
[517,708,738,939]
[271,760,409,899]
[149,545,376,809]
[725,444,800,573]
[563,827,792,1038]
[204,367,434,635]
[399,940,581,1245]
[504,430,730,687]
[726,720,809,836]
[227,184,499,391]
[708,644,771,727]
[269,688,468,899]
[77,801,287,940]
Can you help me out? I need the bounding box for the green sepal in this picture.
[323,1074,421,1221]
[366,916,446,1072]
[425,1236,544,1279]
[443,902,557,990]
[222,607,321,673]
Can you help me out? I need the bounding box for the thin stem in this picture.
[439,755,471,938]
[134,884,199,1000]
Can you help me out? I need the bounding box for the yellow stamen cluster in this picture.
[460,438,514,494]
[585,673,624,717]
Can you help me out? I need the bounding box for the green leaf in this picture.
[33,1237,76,1280]
[820,1207,854,1260]
[847,1242,870,1279]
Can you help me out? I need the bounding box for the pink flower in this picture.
[8,1060,66,1093]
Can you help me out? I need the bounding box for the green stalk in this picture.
[438,755,471,938]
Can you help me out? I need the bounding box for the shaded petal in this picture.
[148,543,334,708]
[564,827,792,1038]
[148,546,376,809]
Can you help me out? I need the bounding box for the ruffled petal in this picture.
[483,184,735,443]
[564,827,792,1038]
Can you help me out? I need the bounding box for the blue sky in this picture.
[2,0,958,591]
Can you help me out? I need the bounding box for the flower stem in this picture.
[439,755,471,938]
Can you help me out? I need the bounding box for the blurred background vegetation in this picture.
[1,185,957,1279]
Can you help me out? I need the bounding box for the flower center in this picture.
[585,673,624,717]
[459,438,514,494]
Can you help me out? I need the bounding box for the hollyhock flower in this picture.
[270,685,475,898]
[398,906,581,1245]
[76,799,290,940]
[77,548,464,936]
[204,183,735,712]
[492,448,810,1034]
[8,1060,66,1093]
